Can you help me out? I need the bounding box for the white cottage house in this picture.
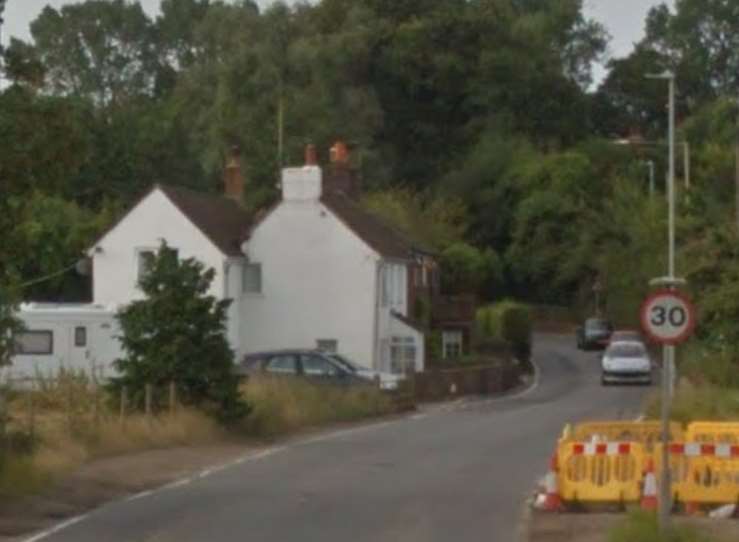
[239,154,426,373]
[10,144,478,379]
[89,145,427,373]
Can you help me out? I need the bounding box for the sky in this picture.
[1,0,674,85]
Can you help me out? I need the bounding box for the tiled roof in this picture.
[321,191,422,260]
[158,184,252,257]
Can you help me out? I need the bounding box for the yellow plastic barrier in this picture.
[686,422,739,444]
[558,440,646,503]
[566,421,683,452]
[657,442,739,505]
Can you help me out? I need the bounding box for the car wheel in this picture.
[601,376,609,386]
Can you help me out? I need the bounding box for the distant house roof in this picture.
[158,185,252,257]
[321,191,428,261]
[92,180,430,262]
[91,184,252,258]
[391,310,426,332]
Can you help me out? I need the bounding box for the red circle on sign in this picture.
[639,289,696,345]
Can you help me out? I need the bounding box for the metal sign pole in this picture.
[659,344,674,528]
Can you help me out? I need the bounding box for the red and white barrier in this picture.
[572,442,633,455]
[669,443,739,458]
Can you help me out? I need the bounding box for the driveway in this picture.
[21,334,650,542]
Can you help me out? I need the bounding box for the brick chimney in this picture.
[325,140,361,198]
[305,143,318,166]
[223,145,245,203]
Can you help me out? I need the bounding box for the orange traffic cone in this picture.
[641,459,658,511]
[685,501,701,516]
[541,453,563,512]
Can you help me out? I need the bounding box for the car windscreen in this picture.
[607,344,646,358]
[585,319,610,330]
[328,354,362,372]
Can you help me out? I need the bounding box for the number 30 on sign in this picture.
[640,290,696,345]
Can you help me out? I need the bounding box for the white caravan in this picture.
[5,303,123,383]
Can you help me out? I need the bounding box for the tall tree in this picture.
[28,0,158,106]
[640,0,739,107]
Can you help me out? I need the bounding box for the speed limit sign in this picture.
[640,290,696,345]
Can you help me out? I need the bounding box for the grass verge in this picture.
[1,372,395,497]
[239,375,394,437]
[645,378,739,424]
[609,512,717,542]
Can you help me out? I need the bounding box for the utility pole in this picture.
[646,70,678,533]
[735,99,739,230]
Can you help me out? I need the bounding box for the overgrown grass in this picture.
[1,372,221,497]
[609,512,717,542]
[645,379,739,424]
[239,375,393,437]
[1,372,396,496]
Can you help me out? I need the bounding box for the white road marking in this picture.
[16,362,541,542]
[299,422,394,445]
[125,490,154,502]
[21,514,89,542]
[162,478,192,491]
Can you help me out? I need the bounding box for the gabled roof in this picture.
[91,184,252,258]
[321,191,427,261]
[158,185,252,257]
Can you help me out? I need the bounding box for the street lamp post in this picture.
[613,139,690,190]
[646,70,681,533]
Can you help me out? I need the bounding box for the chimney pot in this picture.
[224,145,245,203]
[330,141,349,164]
[305,144,318,166]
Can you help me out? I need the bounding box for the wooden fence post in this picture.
[145,384,152,417]
[27,381,36,442]
[0,388,7,455]
[67,380,74,433]
[120,387,127,421]
[168,382,176,414]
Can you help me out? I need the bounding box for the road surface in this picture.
[25,334,650,542]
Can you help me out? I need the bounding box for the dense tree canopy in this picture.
[0,0,736,374]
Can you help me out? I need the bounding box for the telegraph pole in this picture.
[735,99,739,230]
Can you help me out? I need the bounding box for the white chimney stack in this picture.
[282,166,322,201]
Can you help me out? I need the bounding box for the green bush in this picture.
[476,300,532,361]
[111,242,249,424]
[679,346,739,388]
[609,511,716,542]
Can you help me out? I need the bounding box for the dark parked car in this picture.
[608,329,644,345]
[235,349,400,389]
[576,317,613,350]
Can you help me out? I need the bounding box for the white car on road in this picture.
[601,341,653,386]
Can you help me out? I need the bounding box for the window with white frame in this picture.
[316,339,338,353]
[442,330,463,359]
[136,250,156,281]
[389,336,416,374]
[242,263,262,294]
[381,264,406,310]
[74,326,87,347]
[14,330,54,355]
